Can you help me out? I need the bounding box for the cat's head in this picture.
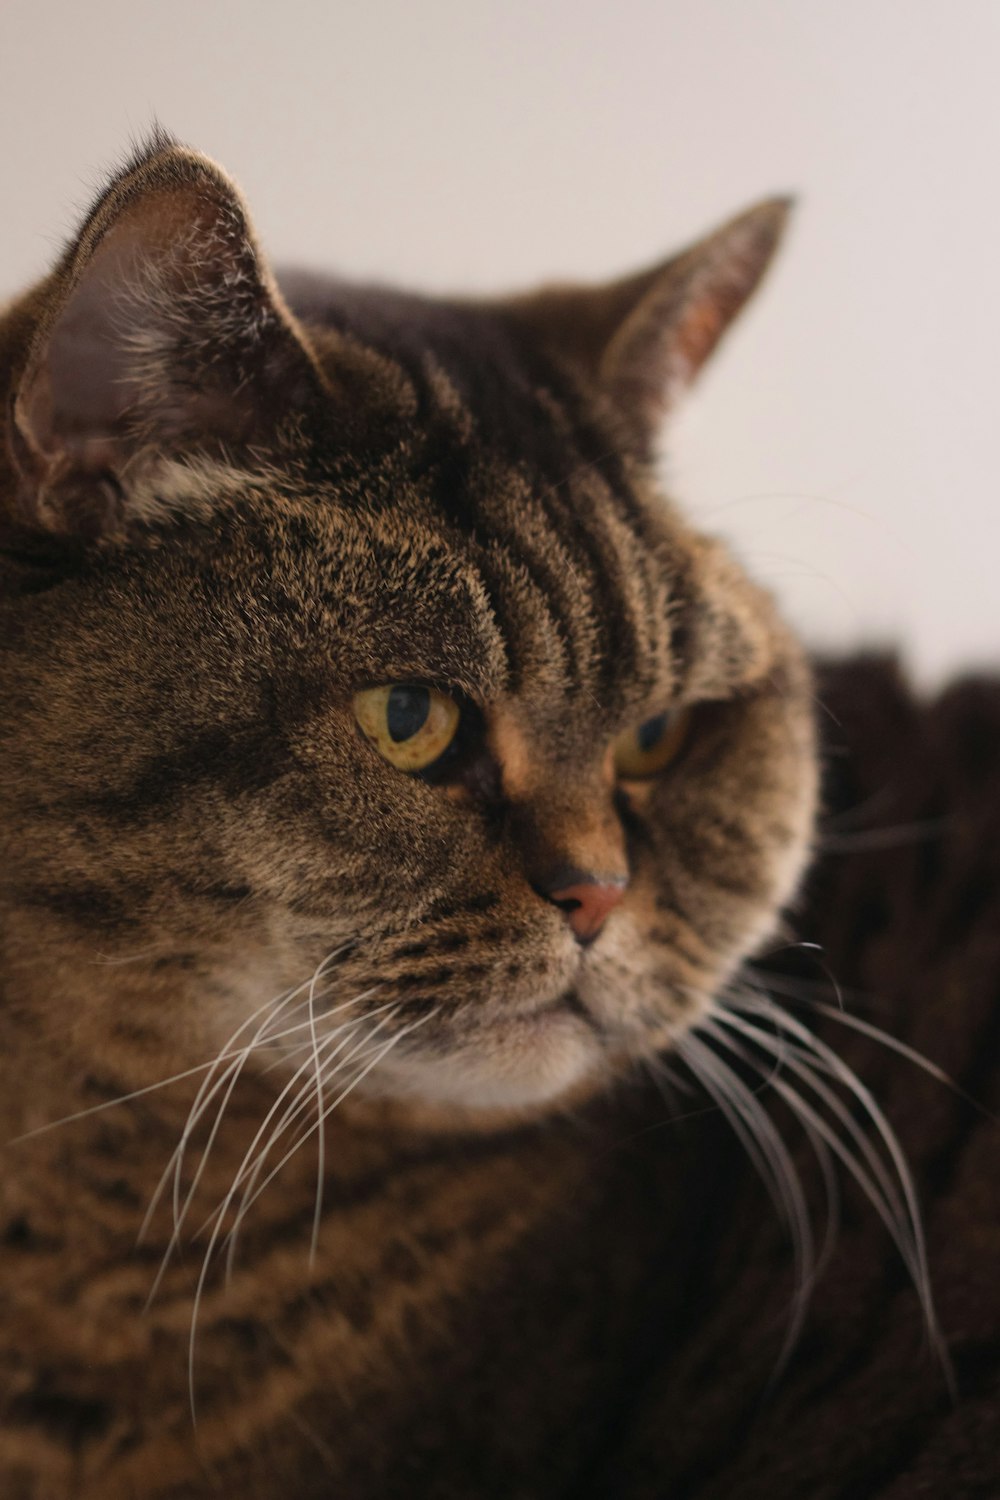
[0,134,817,1120]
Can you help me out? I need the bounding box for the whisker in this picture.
[186,1012,388,1425]
[186,1008,432,1423]
[819,818,949,854]
[306,950,334,1269]
[140,977,365,1255]
[715,1010,910,1229]
[250,1032,405,1204]
[139,983,313,1248]
[7,951,355,1147]
[712,1013,905,1276]
[220,1008,397,1278]
[8,1041,270,1147]
[708,1001,842,1274]
[206,1017,376,1260]
[641,1051,696,1119]
[142,970,373,1303]
[763,984,995,1121]
[141,985,321,1303]
[750,952,847,1014]
[723,988,954,1389]
[234,1009,436,1229]
[676,1028,816,1370]
[735,994,932,1276]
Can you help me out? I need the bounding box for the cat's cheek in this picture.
[710,715,821,976]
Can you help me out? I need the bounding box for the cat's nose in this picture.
[541,870,627,945]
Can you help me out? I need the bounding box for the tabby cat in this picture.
[3,131,952,1499]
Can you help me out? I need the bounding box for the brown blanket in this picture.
[574,656,1000,1498]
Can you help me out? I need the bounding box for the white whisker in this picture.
[142,961,371,1302]
[733,995,932,1287]
[767,985,994,1120]
[714,1010,912,1249]
[141,985,318,1304]
[220,1007,397,1278]
[677,1027,816,1370]
[306,950,339,1268]
[641,1051,697,1118]
[186,1006,433,1423]
[139,984,307,1249]
[142,983,326,1246]
[717,986,954,1389]
[161,982,377,1246]
[235,1010,436,1227]
[8,1044,262,1148]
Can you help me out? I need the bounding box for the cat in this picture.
[0,127,853,1497]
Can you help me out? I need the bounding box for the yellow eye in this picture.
[353,684,461,773]
[613,708,690,780]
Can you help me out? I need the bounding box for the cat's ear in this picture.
[506,198,791,456]
[7,131,326,540]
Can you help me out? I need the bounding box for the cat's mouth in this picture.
[355,973,617,1113]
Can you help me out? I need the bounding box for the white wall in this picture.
[3,0,998,685]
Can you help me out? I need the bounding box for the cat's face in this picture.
[0,137,817,1119]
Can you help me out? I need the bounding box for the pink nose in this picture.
[548,876,627,944]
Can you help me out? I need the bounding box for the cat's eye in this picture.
[613,708,690,780]
[353,684,462,772]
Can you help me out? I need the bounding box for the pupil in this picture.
[386,686,431,742]
[637,713,668,753]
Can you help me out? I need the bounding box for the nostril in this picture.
[530,882,581,914]
[535,871,627,945]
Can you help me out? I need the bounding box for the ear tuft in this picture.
[7,135,325,540]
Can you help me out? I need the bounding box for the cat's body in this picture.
[3,1050,687,1497]
[8,666,1000,1500]
[3,135,994,1500]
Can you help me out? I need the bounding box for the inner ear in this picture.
[9,137,326,539]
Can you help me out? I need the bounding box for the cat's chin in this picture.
[352,1002,611,1120]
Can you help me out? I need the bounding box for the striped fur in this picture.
[0,137,817,1495]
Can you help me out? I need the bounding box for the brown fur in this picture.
[0,135,823,1496]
